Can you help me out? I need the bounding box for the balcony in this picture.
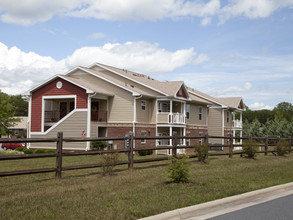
[91,110,107,122]
[157,112,186,124]
[45,111,61,123]
[233,119,242,129]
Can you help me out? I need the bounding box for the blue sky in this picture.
[0,0,293,110]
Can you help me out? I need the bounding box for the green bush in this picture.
[138,149,153,156]
[242,140,258,159]
[168,155,190,183]
[16,147,25,152]
[91,141,108,150]
[45,149,56,153]
[194,143,209,163]
[101,151,119,176]
[35,149,46,154]
[275,140,289,156]
[23,149,33,154]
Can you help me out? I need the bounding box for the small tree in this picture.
[194,143,209,163]
[275,140,289,156]
[102,151,119,176]
[242,139,258,159]
[168,155,190,183]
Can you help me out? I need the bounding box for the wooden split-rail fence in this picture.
[0,132,292,179]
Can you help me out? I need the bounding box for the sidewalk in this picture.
[139,182,293,220]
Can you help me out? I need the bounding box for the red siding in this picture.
[176,86,187,98]
[31,78,88,132]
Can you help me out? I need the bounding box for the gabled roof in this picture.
[23,71,94,95]
[216,97,244,110]
[8,117,28,129]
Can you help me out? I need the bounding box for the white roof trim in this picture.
[23,73,94,95]
[174,83,190,100]
[89,63,168,96]
[188,90,227,108]
[77,67,140,96]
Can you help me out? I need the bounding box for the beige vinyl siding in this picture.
[157,113,169,124]
[208,108,223,144]
[30,110,87,150]
[80,74,134,122]
[186,104,207,126]
[224,110,233,128]
[136,98,156,123]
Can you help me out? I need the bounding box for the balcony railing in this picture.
[91,110,107,122]
[168,112,186,124]
[45,111,60,123]
[232,119,242,129]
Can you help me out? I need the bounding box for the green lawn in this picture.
[1,153,293,219]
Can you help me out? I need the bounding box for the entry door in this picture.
[60,102,67,119]
[91,101,99,121]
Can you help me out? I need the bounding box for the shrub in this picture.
[168,155,190,183]
[242,140,258,159]
[23,149,33,154]
[194,143,209,163]
[91,141,108,150]
[16,147,25,152]
[101,151,119,176]
[35,149,46,154]
[275,140,289,156]
[138,149,153,156]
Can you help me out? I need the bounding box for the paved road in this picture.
[209,194,293,220]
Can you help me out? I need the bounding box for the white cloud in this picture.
[249,102,274,110]
[65,41,204,73]
[0,41,206,94]
[0,0,292,25]
[219,0,293,23]
[201,17,212,26]
[0,42,67,94]
[89,32,106,39]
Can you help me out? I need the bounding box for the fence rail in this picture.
[0,132,292,178]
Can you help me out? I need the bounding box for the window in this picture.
[186,104,190,119]
[158,102,170,112]
[141,131,147,143]
[141,100,146,111]
[227,111,230,123]
[199,107,202,120]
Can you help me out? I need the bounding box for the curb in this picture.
[139,182,293,220]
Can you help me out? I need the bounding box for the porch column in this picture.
[169,126,172,155]
[233,130,236,144]
[86,95,92,151]
[240,130,243,144]
[183,127,186,146]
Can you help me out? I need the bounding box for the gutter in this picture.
[133,94,142,149]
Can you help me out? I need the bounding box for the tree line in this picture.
[243,102,293,138]
[0,90,28,135]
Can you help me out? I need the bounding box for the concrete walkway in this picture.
[139,182,293,220]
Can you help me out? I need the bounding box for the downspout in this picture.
[22,95,31,148]
[133,95,142,149]
[86,92,96,151]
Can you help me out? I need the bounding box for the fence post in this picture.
[205,133,209,158]
[128,132,134,170]
[289,136,292,153]
[265,136,268,156]
[55,132,63,179]
[172,131,178,158]
[229,134,233,158]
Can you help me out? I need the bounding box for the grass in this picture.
[1,153,293,219]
